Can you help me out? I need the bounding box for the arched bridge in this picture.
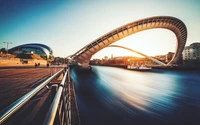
[71,16,187,68]
[108,45,167,66]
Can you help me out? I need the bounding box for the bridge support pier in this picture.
[79,61,92,70]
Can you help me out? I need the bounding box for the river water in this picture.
[70,66,200,125]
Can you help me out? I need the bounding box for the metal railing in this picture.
[44,67,71,125]
[0,68,64,124]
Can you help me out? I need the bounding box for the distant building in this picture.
[111,54,113,59]
[166,52,175,63]
[90,59,101,65]
[154,55,166,63]
[153,52,183,65]
[52,57,66,65]
[90,51,184,66]
[182,42,200,65]
[104,56,108,60]
[9,43,53,60]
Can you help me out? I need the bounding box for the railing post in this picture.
[43,69,68,125]
[51,84,58,101]
[43,66,75,125]
[68,66,71,83]
[68,82,71,125]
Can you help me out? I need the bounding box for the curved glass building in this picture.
[9,43,53,60]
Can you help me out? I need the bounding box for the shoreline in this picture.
[91,64,200,71]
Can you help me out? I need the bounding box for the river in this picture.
[70,66,200,125]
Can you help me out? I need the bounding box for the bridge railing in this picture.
[0,68,64,124]
[43,67,72,125]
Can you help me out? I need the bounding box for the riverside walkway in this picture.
[0,67,62,110]
[0,67,71,125]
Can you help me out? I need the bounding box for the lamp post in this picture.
[3,42,12,54]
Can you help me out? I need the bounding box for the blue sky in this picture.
[0,0,200,58]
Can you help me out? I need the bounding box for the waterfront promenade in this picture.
[0,57,47,67]
[0,67,62,125]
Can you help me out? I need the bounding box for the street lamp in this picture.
[3,42,12,54]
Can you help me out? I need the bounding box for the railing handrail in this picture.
[43,69,68,125]
[0,68,64,124]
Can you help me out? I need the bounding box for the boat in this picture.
[127,64,152,71]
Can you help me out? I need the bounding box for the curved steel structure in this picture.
[9,43,53,59]
[71,16,187,66]
[108,45,167,66]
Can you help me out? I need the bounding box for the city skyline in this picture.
[0,0,200,58]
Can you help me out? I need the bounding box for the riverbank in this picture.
[91,64,200,71]
[152,66,200,71]
[91,64,127,69]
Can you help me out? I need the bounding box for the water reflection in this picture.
[71,66,200,125]
[95,67,182,112]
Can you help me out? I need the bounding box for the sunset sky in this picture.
[0,0,200,59]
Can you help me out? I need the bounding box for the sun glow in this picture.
[92,29,176,59]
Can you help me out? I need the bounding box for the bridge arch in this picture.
[71,16,187,67]
[108,45,167,66]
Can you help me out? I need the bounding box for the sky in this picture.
[0,0,200,59]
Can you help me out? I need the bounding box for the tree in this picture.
[0,48,6,54]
